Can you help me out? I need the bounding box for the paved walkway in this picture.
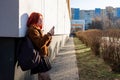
[49,37,79,80]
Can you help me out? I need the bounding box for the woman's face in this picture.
[38,16,43,25]
[36,15,43,29]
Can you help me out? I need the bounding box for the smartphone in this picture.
[51,26,55,30]
[49,26,55,35]
[49,26,55,31]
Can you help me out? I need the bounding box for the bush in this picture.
[76,29,120,73]
[75,29,102,56]
[100,29,120,72]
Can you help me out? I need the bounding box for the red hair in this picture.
[27,12,43,29]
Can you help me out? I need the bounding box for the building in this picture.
[71,8,85,35]
[116,8,120,17]
[80,10,94,29]
[0,0,71,80]
[95,8,101,16]
[71,6,120,30]
[71,8,80,20]
[71,20,85,32]
[106,6,114,20]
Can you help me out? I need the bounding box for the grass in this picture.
[73,37,120,80]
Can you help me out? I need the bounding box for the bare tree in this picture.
[113,19,120,29]
[89,17,103,29]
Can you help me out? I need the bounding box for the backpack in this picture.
[17,36,41,71]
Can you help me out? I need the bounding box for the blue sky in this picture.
[70,0,120,10]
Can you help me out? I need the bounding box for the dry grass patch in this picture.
[73,37,120,80]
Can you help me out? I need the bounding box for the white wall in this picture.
[19,0,43,37]
[43,0,58,34]
[0,0,71,37]
[19,0,71,36]
[43,0,71,35]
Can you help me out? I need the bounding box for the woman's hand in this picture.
[48,26,55,36]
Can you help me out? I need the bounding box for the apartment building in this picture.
[71,6,120,30]
[80,10,94,29]
[95,8,101,16]
[71,8,85,34]
[115,8,120,17]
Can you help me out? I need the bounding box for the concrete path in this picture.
[49,37,79,80]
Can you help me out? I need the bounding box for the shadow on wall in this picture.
[20,13,29,37]
[14,13,29,65]
[14,13,39,80]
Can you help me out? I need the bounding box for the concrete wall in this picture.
[0,38,15,80]
[0,0,18,37]
[0,0,71,80]
[48,34,69,60]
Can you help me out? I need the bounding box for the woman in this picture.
[27,12,53,80]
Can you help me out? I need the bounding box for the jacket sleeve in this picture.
[28,28,52,49]
[46,37,52,46]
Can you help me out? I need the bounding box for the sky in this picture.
[70,0,120,10]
